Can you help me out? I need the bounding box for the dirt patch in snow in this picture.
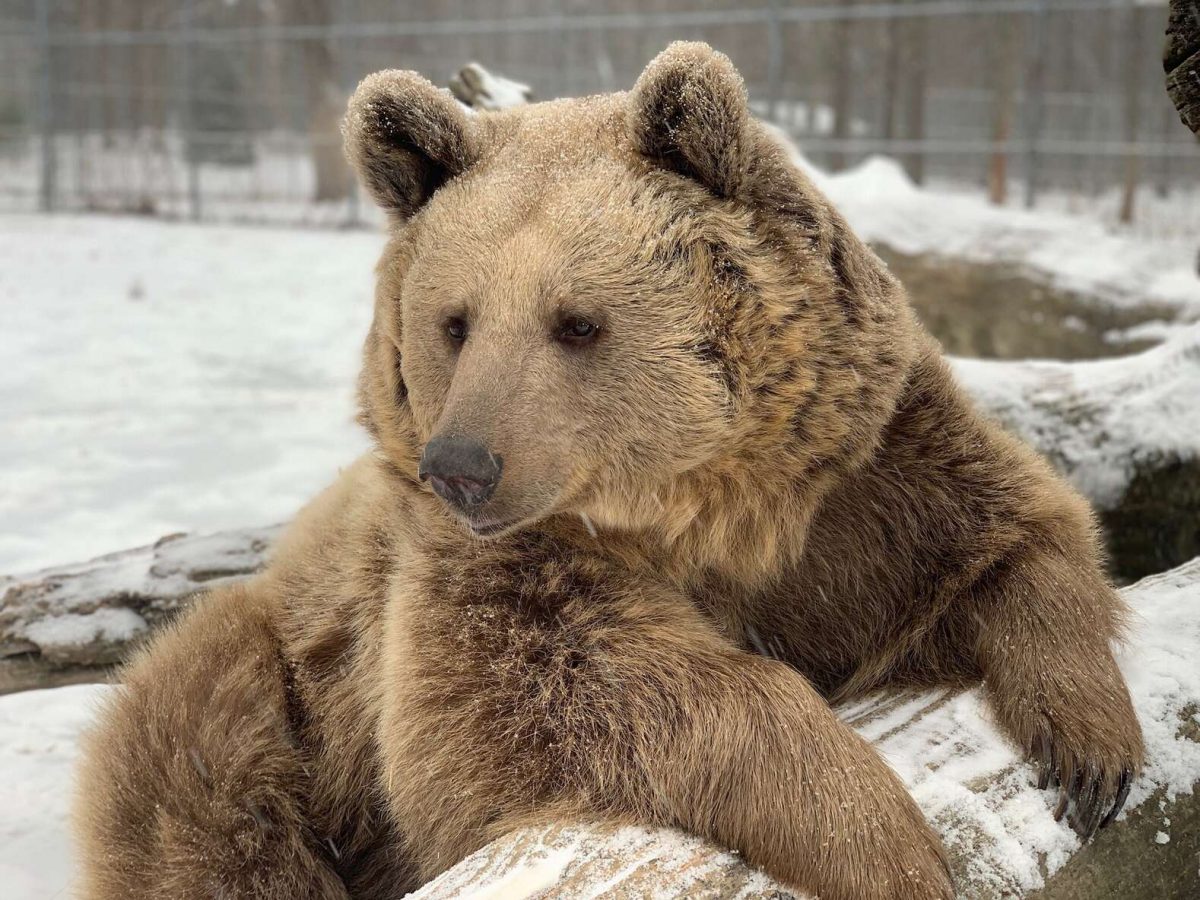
[878,246,1178,360]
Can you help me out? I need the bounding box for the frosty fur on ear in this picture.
[628,41,751,199]
[343,70,480,221]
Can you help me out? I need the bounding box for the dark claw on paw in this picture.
[1034,732,1052,791]
[1099,768,1133,830]
[1053,784,1069,821]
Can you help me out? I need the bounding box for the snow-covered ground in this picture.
[810,155,1200,314]
[2,157,1198,575]
[0,215,380,573]
[0,684,103,899]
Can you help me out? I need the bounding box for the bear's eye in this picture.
[444,316,468,344]
[557,316,600,346]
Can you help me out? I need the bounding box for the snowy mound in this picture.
[953,323,1200,509]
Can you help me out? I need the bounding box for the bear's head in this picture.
[345,43,917,574]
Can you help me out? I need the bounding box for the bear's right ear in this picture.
[628,42,751,199]
[343,70,479,221]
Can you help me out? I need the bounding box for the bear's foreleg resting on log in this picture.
[382,559,953,900]
[609,623,957,900]
[75,585,353,900]
[971,546,1145,838]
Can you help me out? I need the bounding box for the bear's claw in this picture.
[1032,737,1135,840]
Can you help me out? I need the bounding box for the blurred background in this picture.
[0,0,1196,231]
[1,6,1199,895]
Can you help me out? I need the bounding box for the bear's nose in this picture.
[417,435,503,510]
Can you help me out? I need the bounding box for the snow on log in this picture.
[409,558,1200,900]
[953,323,1200,580]
[0,526,279,691]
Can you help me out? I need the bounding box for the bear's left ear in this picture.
[628,42,750,199]
[343,70,480,221]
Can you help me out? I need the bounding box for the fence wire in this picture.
[0,0,1195,231]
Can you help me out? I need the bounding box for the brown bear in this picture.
[75,43,1143,900]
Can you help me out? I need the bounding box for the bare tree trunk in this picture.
[988,14,1021,205]
[291,0,351,203]
[828,0,855,172]
[1118,3,1145,225]
[902,1,928,185]
[879,11,901,142]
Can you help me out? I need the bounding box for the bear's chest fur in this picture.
[373,541,639,877]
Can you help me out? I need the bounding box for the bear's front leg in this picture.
[76,585,354,900]
[614,618,955,900]
[385,564,952,900]
[972,548,1144,838]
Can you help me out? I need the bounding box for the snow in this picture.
[0,684,108,900]
[19,607,147,652]
[0,215,378,574]
[4,561,1193,900]
[801,153,1200,317]
[952,322,1200,509]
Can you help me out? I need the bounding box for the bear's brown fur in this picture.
[75,43,1143,900]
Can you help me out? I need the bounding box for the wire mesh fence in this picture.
[0,0,1195,232]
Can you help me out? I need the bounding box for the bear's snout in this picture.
[418,434,503,513]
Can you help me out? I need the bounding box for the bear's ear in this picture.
[628,42,750,199]
[343,70,480,221]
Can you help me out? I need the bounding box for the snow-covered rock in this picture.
[3,560,1197,899]
[954,323,1200,579]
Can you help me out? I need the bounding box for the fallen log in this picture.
[0,526,279,693]
[409,558,1200,899]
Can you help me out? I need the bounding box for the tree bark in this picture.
[902,0,928,185]
[879,10,901,142]
[289,0,352,203]
[828,0,855,173]
[1165,0,1200,135]
[987,15,1021,205]
[1118,4,1146,225]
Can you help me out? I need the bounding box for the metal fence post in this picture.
[766,0,783,123]
[35,0,56,212]
[180,0,201,221]
[339,0,360,226]
[1022,0,1050,209]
